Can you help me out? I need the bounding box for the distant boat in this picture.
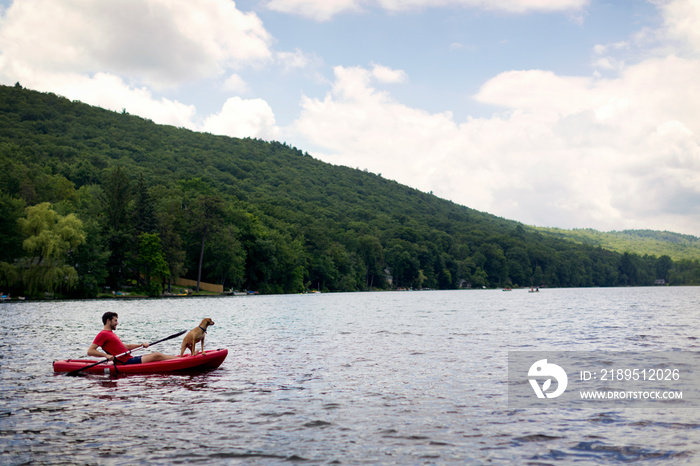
[529,287,540,293]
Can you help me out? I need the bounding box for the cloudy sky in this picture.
[0,0,699,235]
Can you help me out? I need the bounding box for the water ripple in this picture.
[1,288,700,464]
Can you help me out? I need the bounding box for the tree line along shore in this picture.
[1,84,699,299]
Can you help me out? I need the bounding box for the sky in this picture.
[0,0,699,235]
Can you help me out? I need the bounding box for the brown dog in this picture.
[180,318,214,357]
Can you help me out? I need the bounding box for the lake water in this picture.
[1,287,700,464]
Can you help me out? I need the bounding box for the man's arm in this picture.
[125,343,146,350]
[87,343,113,360]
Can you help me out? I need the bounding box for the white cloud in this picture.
[473,54,700,227]
[264,0,362,21]
[285,0,700,234]
[476,70,594,119]
[661,0,700,54]
[265,0,588,21]
[0,68,198,129]
[223,73,250,94]
[0,0,697,236]
[293,51,700,233]
[593,41,629,55]
[63,73,198,129]
[276,48,320,72]
[0,0,272,89]
[0,0,275,136]
[371,63,407,83]
[294,64,474,198]
[378,0,589,14]
[202,97,280,140]
[592,57,623,72]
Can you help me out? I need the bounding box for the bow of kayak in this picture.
[54,348,228,375]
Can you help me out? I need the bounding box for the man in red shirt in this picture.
[88,312,177,364]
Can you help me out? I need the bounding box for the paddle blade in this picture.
[66,359,109,376]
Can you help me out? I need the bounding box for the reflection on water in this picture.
[1,287,700,464]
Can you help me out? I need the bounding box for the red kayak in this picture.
[53,349,228,375]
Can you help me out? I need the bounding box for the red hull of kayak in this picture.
[53,348,228,375]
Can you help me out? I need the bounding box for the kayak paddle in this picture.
[66,330,187,376]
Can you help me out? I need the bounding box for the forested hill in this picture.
[1,84,699,298]
[536,228,700,262]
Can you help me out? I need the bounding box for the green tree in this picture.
[619,252,638,286]
[479,243,507,287]
[532,265,544,286]
[69,185,110,298]
[416,269,427,289]
[101,166,133,289]
[308,253,338,291]
[471,267,488,288]
[0,192,25,292]
[16,203,86,296]
[192,195,225,292]
[1,84,699,294]
[70,219,110,298]
[268,230,306,294]
[133,174,158,235]
[506,246,530,287]
[656,255,673,282]
[137,233,169,296]
[203,224,246,290]
[155,196,187,293]
[0,261,18,291]
[356,235,385,289]
[386,242,419,289]
[0,191,25,262]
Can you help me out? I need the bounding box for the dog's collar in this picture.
[198,326,207,333]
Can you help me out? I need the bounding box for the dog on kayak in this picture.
[180,318,214,357]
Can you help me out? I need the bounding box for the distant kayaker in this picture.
[87,312,178,364]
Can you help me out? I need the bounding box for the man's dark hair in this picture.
[102,312,118,325]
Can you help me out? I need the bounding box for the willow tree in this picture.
[17,203,86,296]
